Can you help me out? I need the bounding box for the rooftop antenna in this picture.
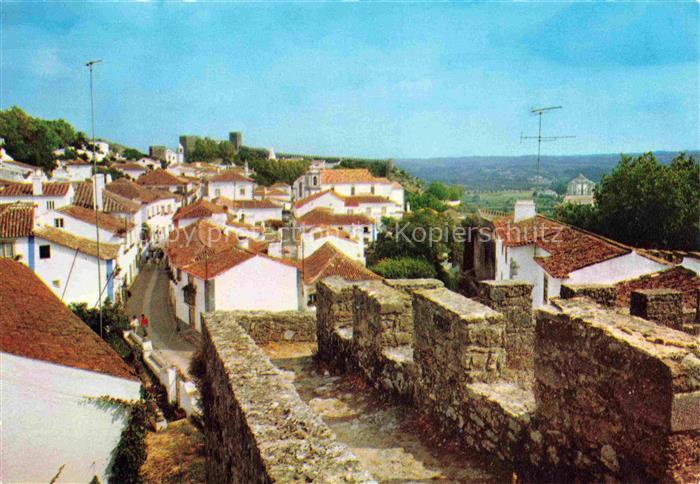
[520,106,575,182]
[86,59,104,338]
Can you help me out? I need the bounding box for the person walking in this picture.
[140,313,150,339]
[129,315,139,335]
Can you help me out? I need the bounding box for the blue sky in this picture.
[1,2,698,158]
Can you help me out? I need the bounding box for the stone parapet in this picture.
[560,283,616,307]
[476,280,534,372]
[196,312,374,483]
[316,277,357,370]
[225,310,316,344]
[383,278,444,294]
[535,298,700,482]
[630,288,684,331]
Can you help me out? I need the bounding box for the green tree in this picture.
[371,256,437,279]
[190,138,221,162]
[555,153,700,250]
[122,148,145,160]
[218,141,236,164]
[406,191,448,212]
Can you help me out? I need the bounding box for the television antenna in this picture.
[520,106,575,180]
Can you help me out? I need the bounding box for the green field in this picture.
[461,190,560,217]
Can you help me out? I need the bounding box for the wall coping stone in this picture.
[414,287,503,323]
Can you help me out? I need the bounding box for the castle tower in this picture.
[229,132,243,153]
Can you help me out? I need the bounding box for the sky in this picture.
[1,2,698,159]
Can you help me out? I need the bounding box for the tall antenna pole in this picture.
[86,59,104,338]
[521,105,575,183]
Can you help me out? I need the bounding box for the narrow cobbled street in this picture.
[125,263,194,377]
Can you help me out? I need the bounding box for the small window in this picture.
[54,218,64,228]
[312,176,318,186]
[363,226,369,233]
[46,201,55,210]
[371,186,375,195]
[239,188,245,196]
[39,245,51,259]
[543,274,549,303]
[0,240,15,258]
[308,293,317,305]
[52,280,61,288]
[351,186,356,195]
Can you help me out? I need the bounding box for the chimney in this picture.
[514,200,536,222]
[32,170,43,196]
[92,173,106,211]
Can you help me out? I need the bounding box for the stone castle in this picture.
[193,278,700,482]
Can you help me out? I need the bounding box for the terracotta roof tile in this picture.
[107,178,177,203]
[166,219,238,268]
[72,181,141,214]
[615,266,700,310]
[493,215,630,278]
[0,181,70,197]
[34,226,121,260]
[225,216,265,233]
[112,162,146,172]
[302,242,380,285]
[297,207,373,227]
[0,202,34,238]
[57,205,134,235]
[137,169,187,187]
[320,168,389,185]
[207,169,254,183]
[213,197,280,210]
[173,199,225,222]
[293,189,342,209]
[343,194,396,207]
[0,259,138,381]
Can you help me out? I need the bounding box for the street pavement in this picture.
[125,263,194,377]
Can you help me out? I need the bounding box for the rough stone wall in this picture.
[316,277,357,371]
[630,288,684,331]
[476,280,534,373]
[197,312,374,483]
[534,298,700,482]
[224,310,317,344]
[560,283,616,307]
[383,278,444,294]
[351,281,413,377]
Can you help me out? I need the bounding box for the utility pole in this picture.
[521,106,575,182]
[86,59,104,338]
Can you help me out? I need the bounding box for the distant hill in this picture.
[396,151,699,191]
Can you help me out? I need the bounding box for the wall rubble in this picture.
[196,312,374,483]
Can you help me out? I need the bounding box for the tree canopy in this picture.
[555,152,699,250]
[370,256,437,279]
[0,106,86,172]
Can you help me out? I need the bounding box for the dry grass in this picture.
[142,419,205,483]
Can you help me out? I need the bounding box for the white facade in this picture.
[302,232,365,263]
[176,212,227,229]
[142,197,178,246]
[1,353,141,483]
[228,205,282,225]
[294,191,346,218]
[207,180,254,200]
[0,188,73,218]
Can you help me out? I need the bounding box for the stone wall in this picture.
[315,277,356,371]
[196,312,374,483]
[630,288,684,331]
[534,297,700,482]
[560,283,616,307]
[476,280,534,373]
[223,310,317,344]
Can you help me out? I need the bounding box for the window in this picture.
[308,293,317,305]
[312,176,318,186]
[52,280,61,288]
[54,218,64,228]
[39,245,51,259]
[0,240,15,258]
[363,226,370,233]
[351,186,356,195]
[46,201,55,210]
[371,186,375,195]
[239,188,245,196]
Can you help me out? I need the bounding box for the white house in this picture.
[213,197,283,225]
[0,259,141,483]
[0,173,74,217]
[206,169,255,200]
[300,225,365,263]
[472,200,671,307]
[173,199,227,228]
[53,159,93,182]
[296,207,376,242]
[293,190,346,218]
[0,158,37,182]
[293,189,402,220]
[112,162,147,180]
[293,168,404,208]
[0,201,35,262]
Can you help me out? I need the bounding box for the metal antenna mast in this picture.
[521,106,575,181]
[86,59,104,338]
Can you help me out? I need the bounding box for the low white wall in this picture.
[0,352,141,483]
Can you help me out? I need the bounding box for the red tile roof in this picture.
[225,216,265,233]
[0,259,138,381]
[297,208,373,227]
[0,202,34,238]
[137,169,187,187]
[0,181,71,197]
[165,219,238,268]
[493,215,631,278]
[213,197,280,210]
[107,178,177,203]
[181,248,256,280]
[112,162,146,172]
[320,168,389,185]
[34,226,121,260]
[615,266,700,310]
[173,199,225,222]
[72,181,141,213]
[57,205,134,235]
[302,242,380,285]
[207,169,254,183]
[343,194,396,207]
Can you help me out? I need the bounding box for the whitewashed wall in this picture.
[0,353,141,483]
[208,181,254,200]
